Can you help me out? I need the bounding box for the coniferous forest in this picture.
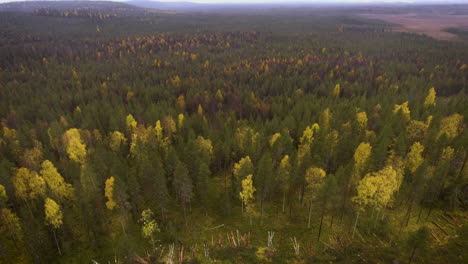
[0,1,467,263]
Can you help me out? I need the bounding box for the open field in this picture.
[361,13,468,40]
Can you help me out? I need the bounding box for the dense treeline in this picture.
[0,7,467,264]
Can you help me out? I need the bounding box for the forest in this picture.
[0,1,467,263]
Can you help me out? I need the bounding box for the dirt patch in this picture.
[360,13,468,40]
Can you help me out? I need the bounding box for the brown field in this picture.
[361,13,468,40]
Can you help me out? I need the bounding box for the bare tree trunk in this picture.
[260,197,264,226]
[417,206,424,223]
[409,246,417,264]
[340,183,350,223]
[307,200,313,229]
[53,229,62,256]
[405,199,414,227]
[300,184,305,205]
[183,203,187,227]
[282,192,286,213]
[318,206,325,241]
[352,211,360,239]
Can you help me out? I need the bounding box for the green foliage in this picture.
[0,4,466,263]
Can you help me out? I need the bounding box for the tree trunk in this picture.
[417,206,424,223]
[329,213,335,230]
[53,229,62,256]
[352,211,360,239]
[183,203,187,227]
[300,184,305,205]
[307,200,313,229]
[426,204,434,220]
[340,183,350,223]
[282,192,286,213]
[318,207,325,241]
[405,199,414,227]
[260,196,264,226]
[119,218,127,235]
[409,246,417,264]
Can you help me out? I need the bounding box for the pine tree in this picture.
[174,161,192,226]
[257,151,273,225]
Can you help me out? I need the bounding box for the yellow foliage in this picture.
[300,123,319,145]
[0,184,7,202]
[233,156,253,181]
[2,126,17,141]
[40,160,75,201]
[356,111,368,130]
[0,208,23,243]
[139,209,159,240]
[240,174,256,215]
[126,114,137,130]
[332,83,340,97]
[278,155,291,192]
[155,120,163,141]
[109,131,127,151]
[162,116,177,136]
[176,95,186,110]
[171,75,181,87]
[406,142,424,174]
[393,101,411,121]
[354,142,372,173]
[104,176,117,210]
[424,87,436,108]
[62,128,87,164]
[44,198,63,229]
[197,104,204,116]
[177,114,184,129]
[269,133,281,146]
[235,126,259,152]
[320,108,331,130]
[256,247,274,262]
[406,120,429,142]
[215,89,224,102]
[438,113,464,139]
[305,167,326,199]
[126,91,135,102]
[195,136,214,163]
[12,168,46,201]
[352,166,399,210]
[19,140,43,170]
[441,146,455,162]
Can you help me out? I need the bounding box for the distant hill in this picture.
[0,1,171,15]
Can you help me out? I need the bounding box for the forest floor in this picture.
[360,13,468,40]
